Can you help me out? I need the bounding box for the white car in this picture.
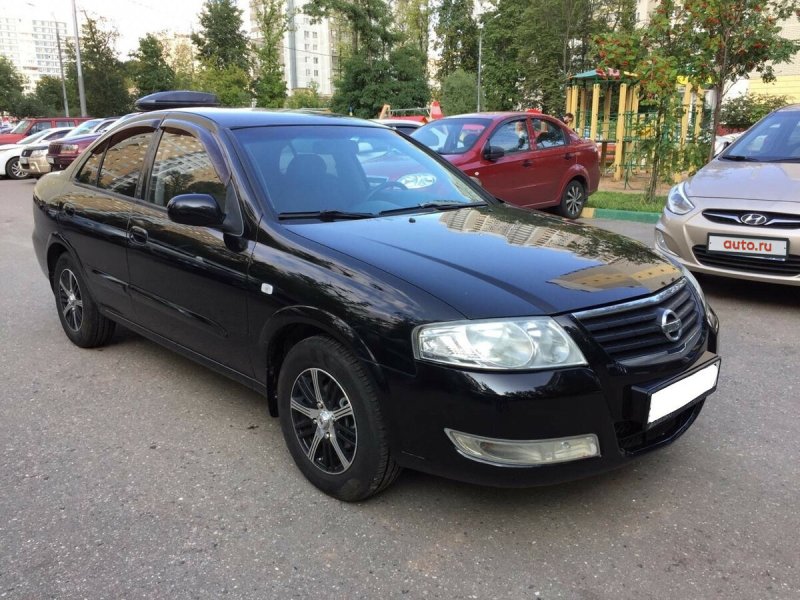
[1,127,74,180]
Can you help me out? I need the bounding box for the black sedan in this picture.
[32,93,721,501]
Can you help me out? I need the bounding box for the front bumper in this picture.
[656,204,800,286]
[20,155,50,176]
[381,340,719,487]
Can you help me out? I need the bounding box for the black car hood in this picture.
[285,205,680,319]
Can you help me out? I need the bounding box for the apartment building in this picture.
[0,13,68,93]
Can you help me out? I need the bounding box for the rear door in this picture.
[56,124,158,320]
[528,117,575,207]
[126,121,255,375]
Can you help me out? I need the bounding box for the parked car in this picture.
[0,116,91,145]
[657,104,800,286]
[47,116,128,171]
[372,118,424,135]
[19,127,77,178]
[412,112,600,218]
[0,127,74,179]
[32,92,720,501]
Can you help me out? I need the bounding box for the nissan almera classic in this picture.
[32,93,721,501]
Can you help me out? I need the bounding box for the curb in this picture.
[580,207,661,224]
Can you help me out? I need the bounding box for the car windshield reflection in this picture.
[234,125,490,219]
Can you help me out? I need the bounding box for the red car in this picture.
[412,112,600,218]
[47,133,102,171]
[0,117,91,145]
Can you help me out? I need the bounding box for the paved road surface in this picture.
[2,178,798,598]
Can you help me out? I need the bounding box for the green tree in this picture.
[394,0,430,55]
[720,93,791,129]
[440,69,480,115]
[131,34,175,96]
[304,0,397,56]
[191,0,250,71]
[194,65,250,106]
[0,56,26,114]
[434,0,478,84]
[9,94,48,118]
[678,0,800,160]
[284,82,329,109]
[65,15,132,116]
[34,75,67,115]
[251,0,288,108]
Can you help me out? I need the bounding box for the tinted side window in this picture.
[97,129,154,198]
[75,143,106,186]
[147,130,226,208]
[489,119,530,153]
[56,120,73,127]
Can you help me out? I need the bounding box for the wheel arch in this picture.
[260,306,383,418]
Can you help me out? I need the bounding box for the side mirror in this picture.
[167,193,224,228]
[483,145,505,161]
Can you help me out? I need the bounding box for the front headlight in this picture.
[31,149,46,157]
[413,318,587,370]
[61,144,79,153]
[666,181,695,215]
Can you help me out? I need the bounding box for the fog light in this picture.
[654,229,678,256]
[445,429,600,467]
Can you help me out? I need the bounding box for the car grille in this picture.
[702,209,800,229]
[48,143,62,155]
[693,245,800,276]
[571,279,703,366]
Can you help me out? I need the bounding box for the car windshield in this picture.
[234,125,489,218]
[11,120,31,134]
[722,110,800,162]
[64,118,103,139]
[17,130,49,145]
[411,118,491,155]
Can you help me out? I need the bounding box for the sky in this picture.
[15,0,252,58]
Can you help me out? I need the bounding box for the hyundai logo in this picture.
[740,213,768,226]
[659,309,683,342]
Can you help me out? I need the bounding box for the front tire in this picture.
[5,157,28,180]
[277,336,400,501]
[558,179,586,219]
[53,254,115,348]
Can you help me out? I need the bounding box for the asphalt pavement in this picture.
[1,177,799,599]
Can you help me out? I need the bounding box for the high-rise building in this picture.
[249,0,337,97]
[0,14,68,93]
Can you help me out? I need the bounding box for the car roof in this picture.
[122,107,381,130]
[432,112,556,122]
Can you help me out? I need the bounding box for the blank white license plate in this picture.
[648,362,720,424]
[47,157,54,164]
[708,234,787,257]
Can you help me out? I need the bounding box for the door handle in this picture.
[522,159,533,167]
[129,226,149,245]
[62,202,75,216]
[563,153,575,160]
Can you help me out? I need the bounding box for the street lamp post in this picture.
[477,24,483,112]
[71,0,87,116]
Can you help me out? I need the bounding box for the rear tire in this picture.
[5,157,28,180]
[277,336,400,501]
[558,179,586,219]
[53,254,116,348]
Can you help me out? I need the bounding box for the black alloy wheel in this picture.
[53,254,116,348]
[278,336,400,501]
[559,179,586,219]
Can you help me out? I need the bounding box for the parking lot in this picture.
[1,177,798,598]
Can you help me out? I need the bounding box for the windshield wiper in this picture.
[278,210,373,221]
[721,154,758,162]
[379,201,486,216]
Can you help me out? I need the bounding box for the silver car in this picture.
[656,104,800,286]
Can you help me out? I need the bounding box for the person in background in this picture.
[563,113,574,128]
